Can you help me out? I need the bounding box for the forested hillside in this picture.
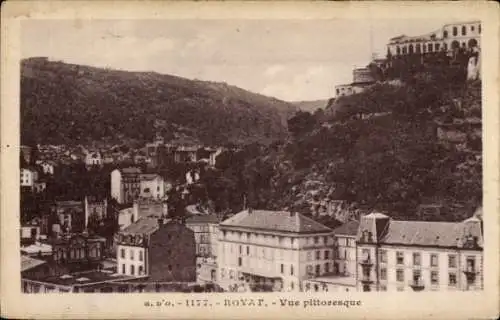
[21,57,297,146]
[190,63,482,222]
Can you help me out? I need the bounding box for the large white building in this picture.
[217,209,335,292]
[355,209,483,292]
[387,21,481,56]
[20,168,38,189]
[139,173,165,200]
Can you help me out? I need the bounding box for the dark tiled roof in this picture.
[381,221,463,247]
[333,220,360,237]
[121,217,160,235]
[220,209,332,234]
[186,214,221,224]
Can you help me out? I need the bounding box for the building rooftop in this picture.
[22,270,142,286]
[21,242,53,255]
[121,217,161,235]
[186,214,221,224]
[333,220,360,237]
[21,255,47,272]
[139,173,161,181]
[121,167,142,174]
[381,220,463,247]
[220,209,332,234]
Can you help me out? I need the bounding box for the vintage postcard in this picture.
[1,1,499,319]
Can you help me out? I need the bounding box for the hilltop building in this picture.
[355,209,483,292]
[387,21,481,57]
[335,67,376,98]
[217,209,335,292]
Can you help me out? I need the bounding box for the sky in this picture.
[22,18,453,101]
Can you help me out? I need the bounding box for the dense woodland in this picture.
[21,57,296,146]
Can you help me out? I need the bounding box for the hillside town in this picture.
[20,20,483,294]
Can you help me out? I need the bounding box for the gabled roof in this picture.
[333,220,360,237]
[220,209,332,234]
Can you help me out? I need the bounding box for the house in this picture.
[174,146,199,163]
[332,220,359,277]
[355,209,483,292]
[85,151,103,169]
[20,167,38,190]
[36,160,56,175]
[139,173,165,200]
[84,196,108,229]
[111,167,142,204]
[217,209,335,292]
[116,217,197,282]
[52,200,85,234]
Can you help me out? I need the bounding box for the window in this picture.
[130,249,134,260]
[462,25,466,36]
[413,270,421,283]
[239,245,242,255]
[120,249,125,259]
[324,263,330,273]
[443,30,448,38]
[396,252,404,265]
[315,251,320,260]
[307,252,312,261]
[246,246,250,255]
[471,25,475,32]
[290,265,294,276]
[466,256,476,271]
[449,273,457,286]
[280,264,284,274]
[238,257,242,267]
[428,43,433,52]
[139,266,144,275]
[380,268,387,281]
[431,271,439,285]
[139,251,143,261]
[396,269,404,282]
[479,24,481,33]
[435,43,440,51]
[315,265,321,276]
[314,237,319,244]
[453,26,458,36]
[323,236,328,244]
[413,253,421,266]
[306,265,313,275]
[121,264,125,274]
[130,265,135,275]
[380,250,387,263]
[396,46,401,55]
[324,250,329,260]
[448,255,457,268]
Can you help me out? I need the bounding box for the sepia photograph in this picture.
[2,1,499,319]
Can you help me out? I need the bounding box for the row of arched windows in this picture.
[394,38,478,55]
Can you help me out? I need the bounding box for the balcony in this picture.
[462,265,478,281]
[358,258,373,267]
[409,279,425,291]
